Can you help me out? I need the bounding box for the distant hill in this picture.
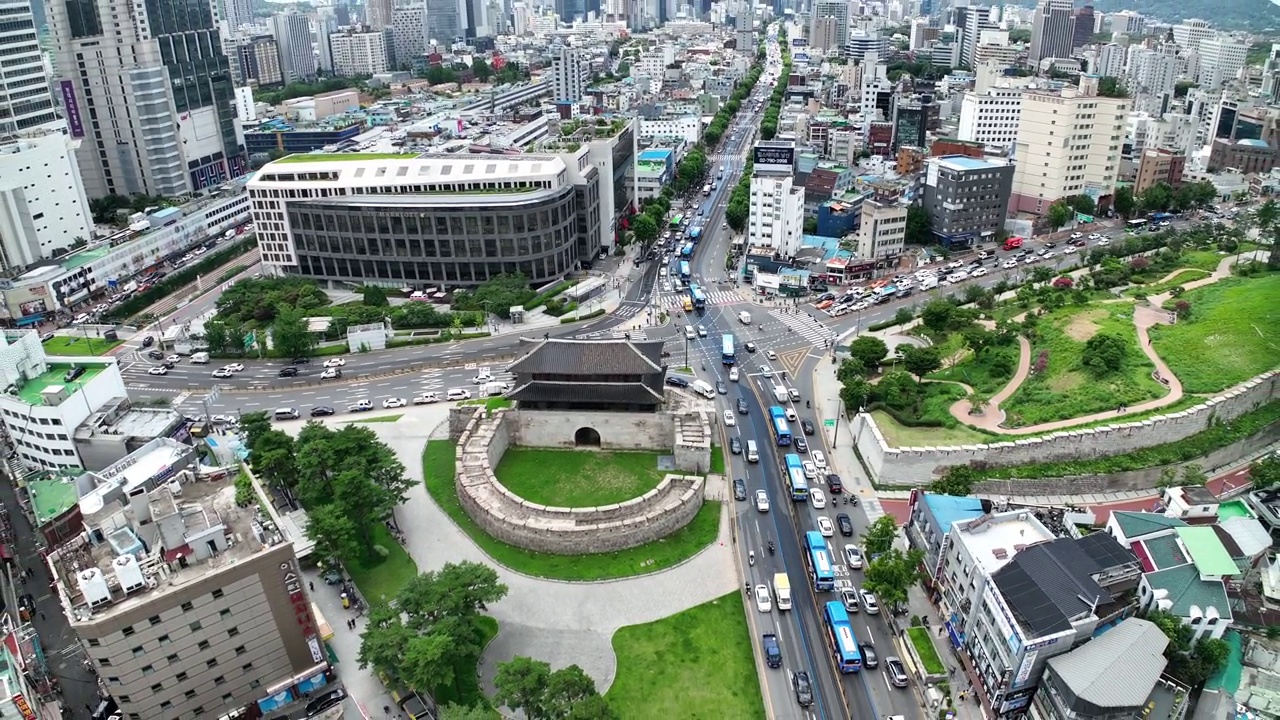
[1008,0,1280,33]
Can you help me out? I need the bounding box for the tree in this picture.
[632,213,658,244]
[306,503,362,562]
[847,336,889,369]
[239,411,273,449]
[836,356,866,383]
[901,345,943,385]
[1096,76,1130,98]
[362,285,390,307]
[930,464,978,496]
[920,299,955,333]
[439,703,495,720]
[494,658,614,720]
[271,308,315,359]
[471,57,492,81]
[905,205,933,245]
[1253,198,1280,269]
[1113,185,1137,219]
[1045,201,1073,231]
[1081,333,1127,376]
[1140,182,1174,213]
[1180,463,1208,486]
[839,375,873,413]
[360,562,509,699]
[862,547,924,613]
[250,429,298,491]
[1250,454,1280,489]
[1064,194,1096,216]
[862,516,899,556]
[203,320,231,354]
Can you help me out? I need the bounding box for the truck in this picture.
[919,275,938,291]
[773,385,789,403]
[773,573,792,610]
[738,311,752,324]
[1003,236,1024,251]
[762,633,783,668]
[190,352,210,364]
[691,379,716,400]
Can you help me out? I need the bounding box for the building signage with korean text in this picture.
[11,693,35,720]
[983,585,1023,655]
[281,561,325,663]
[753,145,795,168]
[59,81,85,138]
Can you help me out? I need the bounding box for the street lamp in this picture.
[683,335,690,371]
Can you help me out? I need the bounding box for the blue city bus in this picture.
[679,261,691,280]
[689,283,707,310]
[804,531,836,591]
[688,227,702,242]
[783,453,809,500]
[768,406,792,446]
[721,334,736,365]
[823,602,863,673]
[680,243,694,258]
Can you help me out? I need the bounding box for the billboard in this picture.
[753,144,795,168]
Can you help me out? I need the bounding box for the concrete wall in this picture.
[855,371,1279,487]
[511,409,674,450]
[452,408,706,555]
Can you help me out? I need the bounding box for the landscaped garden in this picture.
[906,625,946,675]
[423,441,721,581]
[41,335,124,356]
[1148,273,1280,394]
[1000,303,1169,426]
[606,592,764,720]
[494,448,669,507]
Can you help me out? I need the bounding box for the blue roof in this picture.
[152,207,181,219]
[923,494,985,534]
[936,155,1001,171]
[639,148,673,161]
[1238,139,1268,147]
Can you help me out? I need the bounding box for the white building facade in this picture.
[330,31,391,76]
[0,130,95,272]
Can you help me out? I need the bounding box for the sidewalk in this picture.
[902,583,988,720]
[304,565,397,720]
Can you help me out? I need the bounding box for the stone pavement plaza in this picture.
[367,417,739,695]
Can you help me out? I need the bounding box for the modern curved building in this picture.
[249,153,601,289]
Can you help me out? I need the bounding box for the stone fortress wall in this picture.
[450,407,709,555]
[855,371,1279,487]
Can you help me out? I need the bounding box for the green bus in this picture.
[669,214,684,228]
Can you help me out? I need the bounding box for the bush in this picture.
[560,308,605,324]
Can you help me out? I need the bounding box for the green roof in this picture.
[1112,511,1187,539]
[1175,526,1241,577]
[28,476,81,525]
[1143,563,1232,618]
[1141,533,1190,570]
[1217,500,1255,521]
[274,152,416,164]
[17,363,107,404]
[60,245,112,270]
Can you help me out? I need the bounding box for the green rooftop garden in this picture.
[274,152,415,164]
[17,363,107,404]
[29,473,83,525]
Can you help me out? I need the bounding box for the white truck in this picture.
[190,352,210,364]
[691,379,716,400]
[919,275,939,291]
[773,573,792,610]
[738,311,752,324]
[773,385,789,403]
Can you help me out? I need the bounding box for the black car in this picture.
[309,406,336,417]
[63,366,85,383]
[793,436,808,453]
[665,376,689,388]
[291,356,311,364]
[744,342,757,353]
[861,642,879,669]
[736,398,749,415]
[730,437,743,455]
[836,513,854,537]
[147,349,165,360]
[733,478,748,500]
[141,335,155,347]
[716,380,727,395]
[161,361,175,369]
[801,419,815,435]
[304,688,347,717]
[792,671,814,707]
[1043,241,1057,249]
[278,367,299,377]
[826,473,843,494]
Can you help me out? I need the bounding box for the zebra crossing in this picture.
[656,289,744,309]
[769,310,836,347]
[613,301,646,320]
[575,329,648,341]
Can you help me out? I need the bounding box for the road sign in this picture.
[243,331,256,350]
[824,419,835,428]
[1076,212,1094,223]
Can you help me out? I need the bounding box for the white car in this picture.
[222,363,245,372]
[1023,256,1037,265]
[471,374,492,384]
[755,490,770,513]
[724,410,736,427]
[382,398,407,409]
[1043,250,1057,259]
[728,367,740,382]
[754,584,773,613]
[320,368,341,379]
[811,488,827,509]
[765,349,778,360]
[697,325,708,337]
[946,260,964,269]
[1069,232,1084,239]
[860,589,880,614]
[802,461,817,480]
[412,393,439,404]
[812,451,828,470]
[166,355,181,363]
[147,366,168,376]
[1001,259,1018,269]
[817,516,835,537]
[844,545,864,569]
[785,407,797,422]
[759,365,773,378]
[1088,233,1104,240]
[1062,245,1079,254]
[348,400,373,412]
[211,368,233,378]
[323,358,346,368]
[446,388,472,401]
[1097,238,1111,247]
[971,267,988,277]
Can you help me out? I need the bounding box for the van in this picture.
[919,276,938,291]
[746,440,759,463]
[739,311,752,324]
[273,408,300,420]
[691,380,715,399]
[685,325,696,340]
[190,352,210,364]
[1003,236,1024,251]
[481,382,512,396]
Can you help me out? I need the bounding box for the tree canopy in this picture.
[494,657,616,719]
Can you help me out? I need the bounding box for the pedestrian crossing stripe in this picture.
[768,310,833,347]
[656,289,744,308]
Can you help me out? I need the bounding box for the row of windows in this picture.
[87,589,227,648]
[291,252,576,286]
[292,230,574,259]
[289,202,576,236]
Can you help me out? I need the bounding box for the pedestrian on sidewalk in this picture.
[308,581,314,592]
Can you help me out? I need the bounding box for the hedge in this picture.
[109,238,255,321]
[560,308,606,324]
[525,280,577,310]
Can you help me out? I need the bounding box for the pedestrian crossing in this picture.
[656,289,745,309]
[613,301,646,320]
[768,310,836,347]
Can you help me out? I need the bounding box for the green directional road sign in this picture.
[243,331,256,350]
[824,419,836,428]
[1076,212,1094,223]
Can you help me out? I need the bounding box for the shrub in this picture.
[1081,333,1127,376]
[1032,350,1049,375]
[1174,300,1192,320]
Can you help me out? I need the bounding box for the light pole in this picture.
[683,335,690,371]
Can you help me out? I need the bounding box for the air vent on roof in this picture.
[992,547,1008,560]
[1014,544,1027,552]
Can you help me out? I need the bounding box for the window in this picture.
[220,609,232,619]
[160,701,172,711]
[227,627,240,638]
[87,638,100,647]
[214,675,226,685]
[118,696,131,704]
[132,646,145,657]
[142,665,154,675]
[184,690,197,700]
[159,634,171,645]
[149,615,162,626]
[175,672,187,682]
[189,621,202,632]
[222,694,234,703]
[197,640,210,651]
[249,679,261,690]
[234,646,246,656]
[166,654,178,664]
[241,662,253,672]
[106,676,120,684]
[180,601,194,612]
[150,683,163,693]
[98,658,112,667]
[211,589,224,600]
[207,659,219,669]
[193,709,205,717]
[121,626,135,637]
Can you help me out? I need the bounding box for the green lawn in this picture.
[345,414,403,424]
[606,593,764,720]
[906,626,946,675]
[345,524,419,606]
[1149,273,1280,393]
[1123,269,1211,297]
[710,445,726,475]
[41,335,124,356]
[1179,250,1232,272]
[871,410,991,447]
[494,448,668,507]
[1002,304,1168,427]
[929,340,1021,396]
[424,442,721,581]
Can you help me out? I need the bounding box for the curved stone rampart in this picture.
[453,408,706,555]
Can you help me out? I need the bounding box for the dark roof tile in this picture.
[507,338,666,376]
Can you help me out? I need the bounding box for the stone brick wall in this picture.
[855,371,1279,487]
[452,408,707,555]
[511,409,674,450]
[673,411,712,473]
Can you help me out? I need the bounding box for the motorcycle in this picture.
[748,551,755,566]
[805,400,811,408]
[767,541,776,555]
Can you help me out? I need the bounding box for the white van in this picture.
[481,381,512,396]
[746,440,759,463]
[190,352,210,364]
[919,276,939,291]
[691,380,715,399]
[739,311,752,324]
[685,325,697,340]
[273,408,300,420]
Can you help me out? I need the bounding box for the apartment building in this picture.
[921,155,1014,248]
[330,30,392,76]
[747,142,805,259]
[1197,36,1249,90]
[0,0,58,134]
[550,45,587,105]
[391,7,427,66]
[1009,77,1128,216]
[1134,148,1185,194]
[0,129,95,272]
[958,86,1023,149]
[271,11,318,85]
[233,35,285,87]
[855,198,906,263]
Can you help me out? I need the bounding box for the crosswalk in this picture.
[768,310,836,347]
[575,329,648,341]
[656,288,745,309]
[613,301,646,320]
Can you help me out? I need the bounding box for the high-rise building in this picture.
[1196,36,1248,90]
[330,29,391,76]
[1029,0,1075,66]
[1071,5,1095,52]
[550,45,586,105]
[959,6,998,69]
[392,7,427,66]
[316,15,337,73]
[843,30,889,63]
[366,0,394,29]
[426,0,463,46]
[1009,77,1129,216]
[1127,46,1178,96]
[957,85,1023,149]
[235,35,285,87]
[747,142,805,259]
[1171,18,1214,54]
[0,132,96,271]
[855,197,906,263]
[48,0,245,197]
[271,11,317,84]
[1093,42,1126,78]
[0,0,58,135]
[810,0,850,52]
[223,0,255,35]
[1109,10,1145,36]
